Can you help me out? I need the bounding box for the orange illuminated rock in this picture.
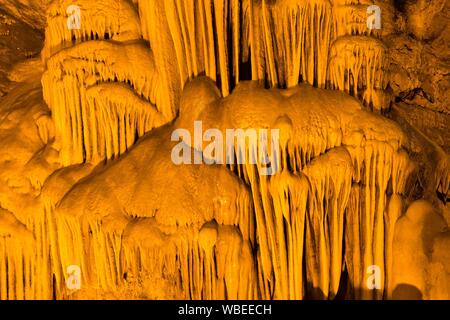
[0,0,448,301]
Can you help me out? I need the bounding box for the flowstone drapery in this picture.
[0,0,448,300]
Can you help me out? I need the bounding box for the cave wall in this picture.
[0,0,448,300]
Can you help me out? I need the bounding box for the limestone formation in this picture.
[0,0,448,300]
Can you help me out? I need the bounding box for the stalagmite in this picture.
[392,201,448,299]
[384,194,403,299]
[429,233,450,299]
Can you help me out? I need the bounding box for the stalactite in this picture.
[84,84,167,162]
[268,171,309,299]
[1,0,430,301]
[0,208,37,300]
[42,0,142,60]
[37,120,257,299]
[303,148,353,299]
[332,2,382,38]
[51,189,256,299]
[248,0,333,88]
[328,36,390,110]
[122,220,257,299]
[339,105,413,299]
[180,79,414,299]
[40,0,395,169]
[42,41,167,166]
[23,207,58,300]
[135,0,336,114]
[134,0,182,122]
[1,79,416,300]
[135,0,236,98]
[54,201,129,297]
[43,41,161,110]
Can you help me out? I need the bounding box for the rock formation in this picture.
[0,0,448,300]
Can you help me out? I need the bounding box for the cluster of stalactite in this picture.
[42,0,397,166]
[0,78,423,300]
[39,135,258,299]
[4,0,447,301]
[42,41,168,166]
[135,0,394,113]
[179,80,415,299]
[42,0,142,59]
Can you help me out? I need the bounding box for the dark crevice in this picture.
[396,88,435,104]
[393,0,407,14]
